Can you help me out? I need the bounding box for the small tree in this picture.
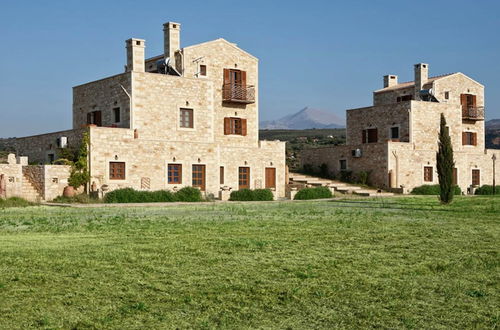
[436,113,455,204]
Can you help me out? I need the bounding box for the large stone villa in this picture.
[0,22,286,201]
[302,63,499,193]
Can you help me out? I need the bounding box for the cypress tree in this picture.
[436,113,455,204]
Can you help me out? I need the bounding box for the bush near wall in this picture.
[0,197,34,208]
[104,187,202,203]
[411,184,462,195]
[229,189,274,201]
[474,185,500,195]
[294,186,333,200]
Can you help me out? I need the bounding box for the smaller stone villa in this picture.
[302,63,499,193]
[1,22,286,201]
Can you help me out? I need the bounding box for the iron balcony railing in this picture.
[462,106,485,120]
[222,83,255,104]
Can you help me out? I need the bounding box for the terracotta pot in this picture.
[63,186,75,198]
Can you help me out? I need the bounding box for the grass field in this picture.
[0,196,499,329]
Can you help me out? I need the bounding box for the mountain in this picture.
[485,119,500,130]
[485,119,500,149]
[260,107,344,130]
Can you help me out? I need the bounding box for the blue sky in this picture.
[0,0,499,137]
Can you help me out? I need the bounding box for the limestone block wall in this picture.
[44,165,71,201]
[432,73,484,107]
[374,86,414,106]
[0,164,22,198]
[88,127,286,197]
[73,73,132,129]
[13,128,86,164]
[346,103,411,145]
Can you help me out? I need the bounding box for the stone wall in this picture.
[73,73,132,129]
[13,128,86,164]
[0,164,22,198]
[88,127,286,198]
[43,165,71,201]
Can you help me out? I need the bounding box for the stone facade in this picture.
[302,63,499,194]
[6,21,286,199]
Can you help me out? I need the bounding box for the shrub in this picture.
[174,187,203,202]
[0,197,34,208]
[411,184,461,195]
[339,170,354,183]
[294,186,333,200]
[357,171,370,185]
[474,185,500,195]
[229,188,274,201]
[52,194,99,204]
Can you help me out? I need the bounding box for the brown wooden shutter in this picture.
[241,119,247,136]
[241,71,247,87]
[373,128,378,142]
[460,94,467,107]
[223,69,230,85]
[472,132,477,146]
[462,132,466,145]
[224,117,230,135]
[472,95,477,107]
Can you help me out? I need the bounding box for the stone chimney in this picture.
[126,38,145,72]
[414,63,428,100]
[164,22,181,66]
[383,75,398,88]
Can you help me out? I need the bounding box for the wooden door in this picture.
[265,168,276,189]
[192,165,206,191]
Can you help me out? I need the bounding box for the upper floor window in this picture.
[180,108,194,128]
[87,111,102,126]
[362,128,378,143]
[390,126,400,140]
[462,132,477,146]
[113,107,120,123]
[444,91,450,100]
[396,95,413,102]
[222,68,255,104]
[168,164,182,184]
[224,117,247,136]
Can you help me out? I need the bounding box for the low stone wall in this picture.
[0,164,22,198]
[43,165,71,201]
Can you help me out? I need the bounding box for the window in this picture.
[396,95,413,102]
[362,128,378,143]
[180,108,193,128]
[110,162,125,180]
[224,117,247,136]
[192,165,206,191]
[453,168,458,185]
[265,167,276,189]
[86,111,102,126]
[239,167,250,189]
[113,107,120,123]
[424,166,433,182]
[390,126,400,140]
[168,164,182,184]
[472,169,480,186]
[462,132,477,146]
[444,91,449,100]
[200,65,207,76]
[339,159,347,171]
[220,166,224,185]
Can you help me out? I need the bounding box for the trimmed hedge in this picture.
[411,184,462,195]
[104,187,202,203]
[229,189,274,201]
[294,186,333,200]
[474,185,500,195]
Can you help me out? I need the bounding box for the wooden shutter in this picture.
[460,94,467,107]
[472,95,477,107]
[223,68,230,85]
[241,119,247,136]
[241,71,247,87]
[472,133,477,146]
[224,117,230,135]
[462,132,466,145]
[362,130,367,144]
[373,128,378,142]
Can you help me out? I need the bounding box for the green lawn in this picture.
[0,196,499,329]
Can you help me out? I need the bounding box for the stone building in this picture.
[301,63,499,194]
[3,22,286,200]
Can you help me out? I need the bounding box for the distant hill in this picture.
[485,119,500,149]
[260,107,344,130]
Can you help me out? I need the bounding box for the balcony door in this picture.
[223,69,247,101]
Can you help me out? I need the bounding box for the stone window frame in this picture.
[389,125,400,141]
[339,159,347,171]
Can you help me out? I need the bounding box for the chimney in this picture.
[414,63,428,100]
[126,38,145,72]
[383,75,398,88]
[164,22,181,66]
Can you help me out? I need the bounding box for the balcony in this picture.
[462,106,485,121]
[222,83,255,104]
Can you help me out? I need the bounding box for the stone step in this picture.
[354,190,395,197]
[335,186,364,194]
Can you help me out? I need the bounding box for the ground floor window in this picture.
[220,166,224,185]
[339,159,347,171]
[192,164,206,191]
[239,167,250,189]
[472,169,480,186]
[168,164,182,184]
[424,166,433,182]
[265,167,276,189]
[110,162,125,180]
[390,126,400,140]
